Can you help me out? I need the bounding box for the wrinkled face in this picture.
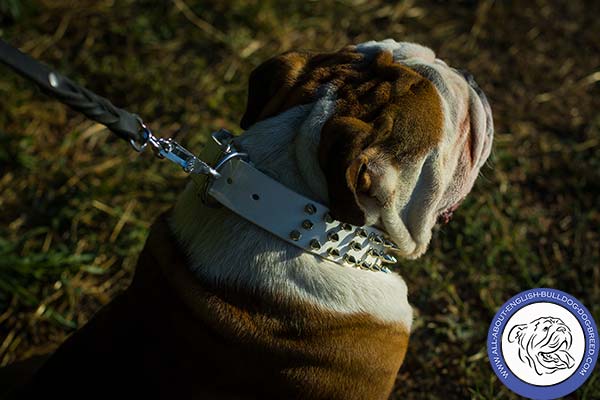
[508,317,575,375]
[239,39,493,259]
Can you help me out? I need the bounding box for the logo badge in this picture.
[488,288,598,399]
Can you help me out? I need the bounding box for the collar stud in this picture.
[290,230,302,241]
[302,220,314,230]
[304,204,317,215]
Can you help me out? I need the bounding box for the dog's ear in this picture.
[508,324,527,343]
[241,51,312,130]
[318,51,444,226]
[240,48,363,129]
[318,117,373,226]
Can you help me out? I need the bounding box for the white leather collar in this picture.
[202,130,399,273]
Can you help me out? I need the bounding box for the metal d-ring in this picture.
[200,143,249,205]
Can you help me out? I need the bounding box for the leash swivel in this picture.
[129,119,221,178]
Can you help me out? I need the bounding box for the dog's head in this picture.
[508,317,575,375]
[238,39,493,259]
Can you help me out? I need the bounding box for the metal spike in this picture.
[383,239,397,249]
[380,253,398,264]
[327,247,340,257]
[355,228,368,238]
[341,223,353,232]
[290,230,301,241]
[304,204,317,215]
[309,239,321,250]
[343,254,357,264]
[369,232,384,244]
[327,231,340,242]
[302,220,314,230]
[370,263,382,271]
[360,260,372,270]
[368,248,382,257]
[350,241,362,251]
[323,212,334,223]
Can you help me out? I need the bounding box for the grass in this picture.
[1,0,599,398]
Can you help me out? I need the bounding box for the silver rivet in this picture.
[343,254,357,264]
[341,223,353,232]
[380,253,398,264]
[290,230,301,241]
[350,241,362,251]
[302,220,314,230]
[327,231,339,242]
[355,228,368,238]
[305,204,317,215]
[360,260,372,269]
[327,247,340,257]
[323,212,334,223]
[48,72,59,87]
[309,239,321,250]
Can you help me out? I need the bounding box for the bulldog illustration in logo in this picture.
[507,317,576,376]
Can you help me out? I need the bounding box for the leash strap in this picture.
[0,38,220,177]
[0,38,142,143]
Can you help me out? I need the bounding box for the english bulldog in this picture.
[508,317,576,375]
[7,39,492,399]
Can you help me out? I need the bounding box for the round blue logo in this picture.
[487,288,598,399]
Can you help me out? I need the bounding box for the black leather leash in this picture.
[0,38,144,144]
[0,38,221,177]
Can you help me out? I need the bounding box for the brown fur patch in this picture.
[19,214,410,400]
[241,47,444,225]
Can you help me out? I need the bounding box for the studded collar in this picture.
[201,130,399,273]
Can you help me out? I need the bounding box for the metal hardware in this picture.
[323,212,334,223]
[129,119,150,152]
[309,239,321,250]
[304,204,317,215]
[211,128,235,152]
[383,239,397,249]
[130,120,221,178]
[355,228,368,238]
[341,223,353,232]
[343,254,357,264]
[380,253,398,264]
[369,248,382,257]
[327,231,340,242]
[327,248,340,257]
[290,230,302,241]
[369,232,384,244]
[302,220,314,230]
[350,241,362,251]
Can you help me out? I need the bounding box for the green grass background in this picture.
[1,1,599,398]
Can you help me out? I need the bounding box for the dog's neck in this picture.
[170,105,412,327]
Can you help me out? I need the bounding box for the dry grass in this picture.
[1,0,599,398]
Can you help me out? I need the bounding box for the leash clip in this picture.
[129,119,221,178]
